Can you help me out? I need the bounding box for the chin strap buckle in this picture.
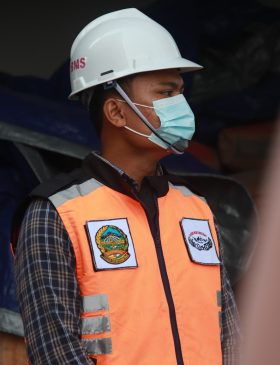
[103,80,117,90]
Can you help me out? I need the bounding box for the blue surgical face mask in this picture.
[113,83,195,154]
[148,94,195,151]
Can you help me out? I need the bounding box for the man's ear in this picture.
[103,98,127,128]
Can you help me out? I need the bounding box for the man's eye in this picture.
[161,90,173,96]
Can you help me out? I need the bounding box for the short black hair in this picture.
[87,76,135,138]
[88,84,106,137]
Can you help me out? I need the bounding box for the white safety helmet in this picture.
[69,8,202,99]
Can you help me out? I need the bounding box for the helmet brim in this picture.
[69,57,203,100]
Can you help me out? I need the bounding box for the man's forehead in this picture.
[133,69,184,88]
[157,80,184,89]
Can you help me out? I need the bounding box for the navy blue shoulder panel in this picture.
[12,167,90,249]
[30,167,89,199]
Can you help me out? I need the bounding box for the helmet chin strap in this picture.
[105,81,184,154]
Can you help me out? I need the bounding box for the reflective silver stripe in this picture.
[0,308,24,337]
[170,183,206,202]
[49,178,103,207]
[82,294,109,312]
[81,316,111,334]
[82,338,112,355]
[217,290,222,307]
[169,183,193,196]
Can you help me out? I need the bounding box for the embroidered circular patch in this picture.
[188,231,213,251]
[95,225,130,264]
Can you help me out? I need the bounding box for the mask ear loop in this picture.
[112,82,184,154]
[115,98,154,109]
[124,125,150,137]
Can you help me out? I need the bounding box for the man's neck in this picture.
[101,149,159,186]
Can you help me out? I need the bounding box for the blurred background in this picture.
[0,0,279,363]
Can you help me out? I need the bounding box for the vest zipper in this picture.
[143,198,185,365]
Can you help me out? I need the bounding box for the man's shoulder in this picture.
[166,173,202,197]
[31,167,91,200]
[12,167,92,248]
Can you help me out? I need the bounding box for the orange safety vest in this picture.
[49,178,222,365]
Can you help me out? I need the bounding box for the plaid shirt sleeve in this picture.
[221,263,241,365]
[15,199,95,365]
[218,228,241,365]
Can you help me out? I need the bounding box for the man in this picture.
[15,8,240,365]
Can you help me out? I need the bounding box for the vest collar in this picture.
[82,152,169,199]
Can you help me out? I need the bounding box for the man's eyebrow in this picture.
[158,81,185,90]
